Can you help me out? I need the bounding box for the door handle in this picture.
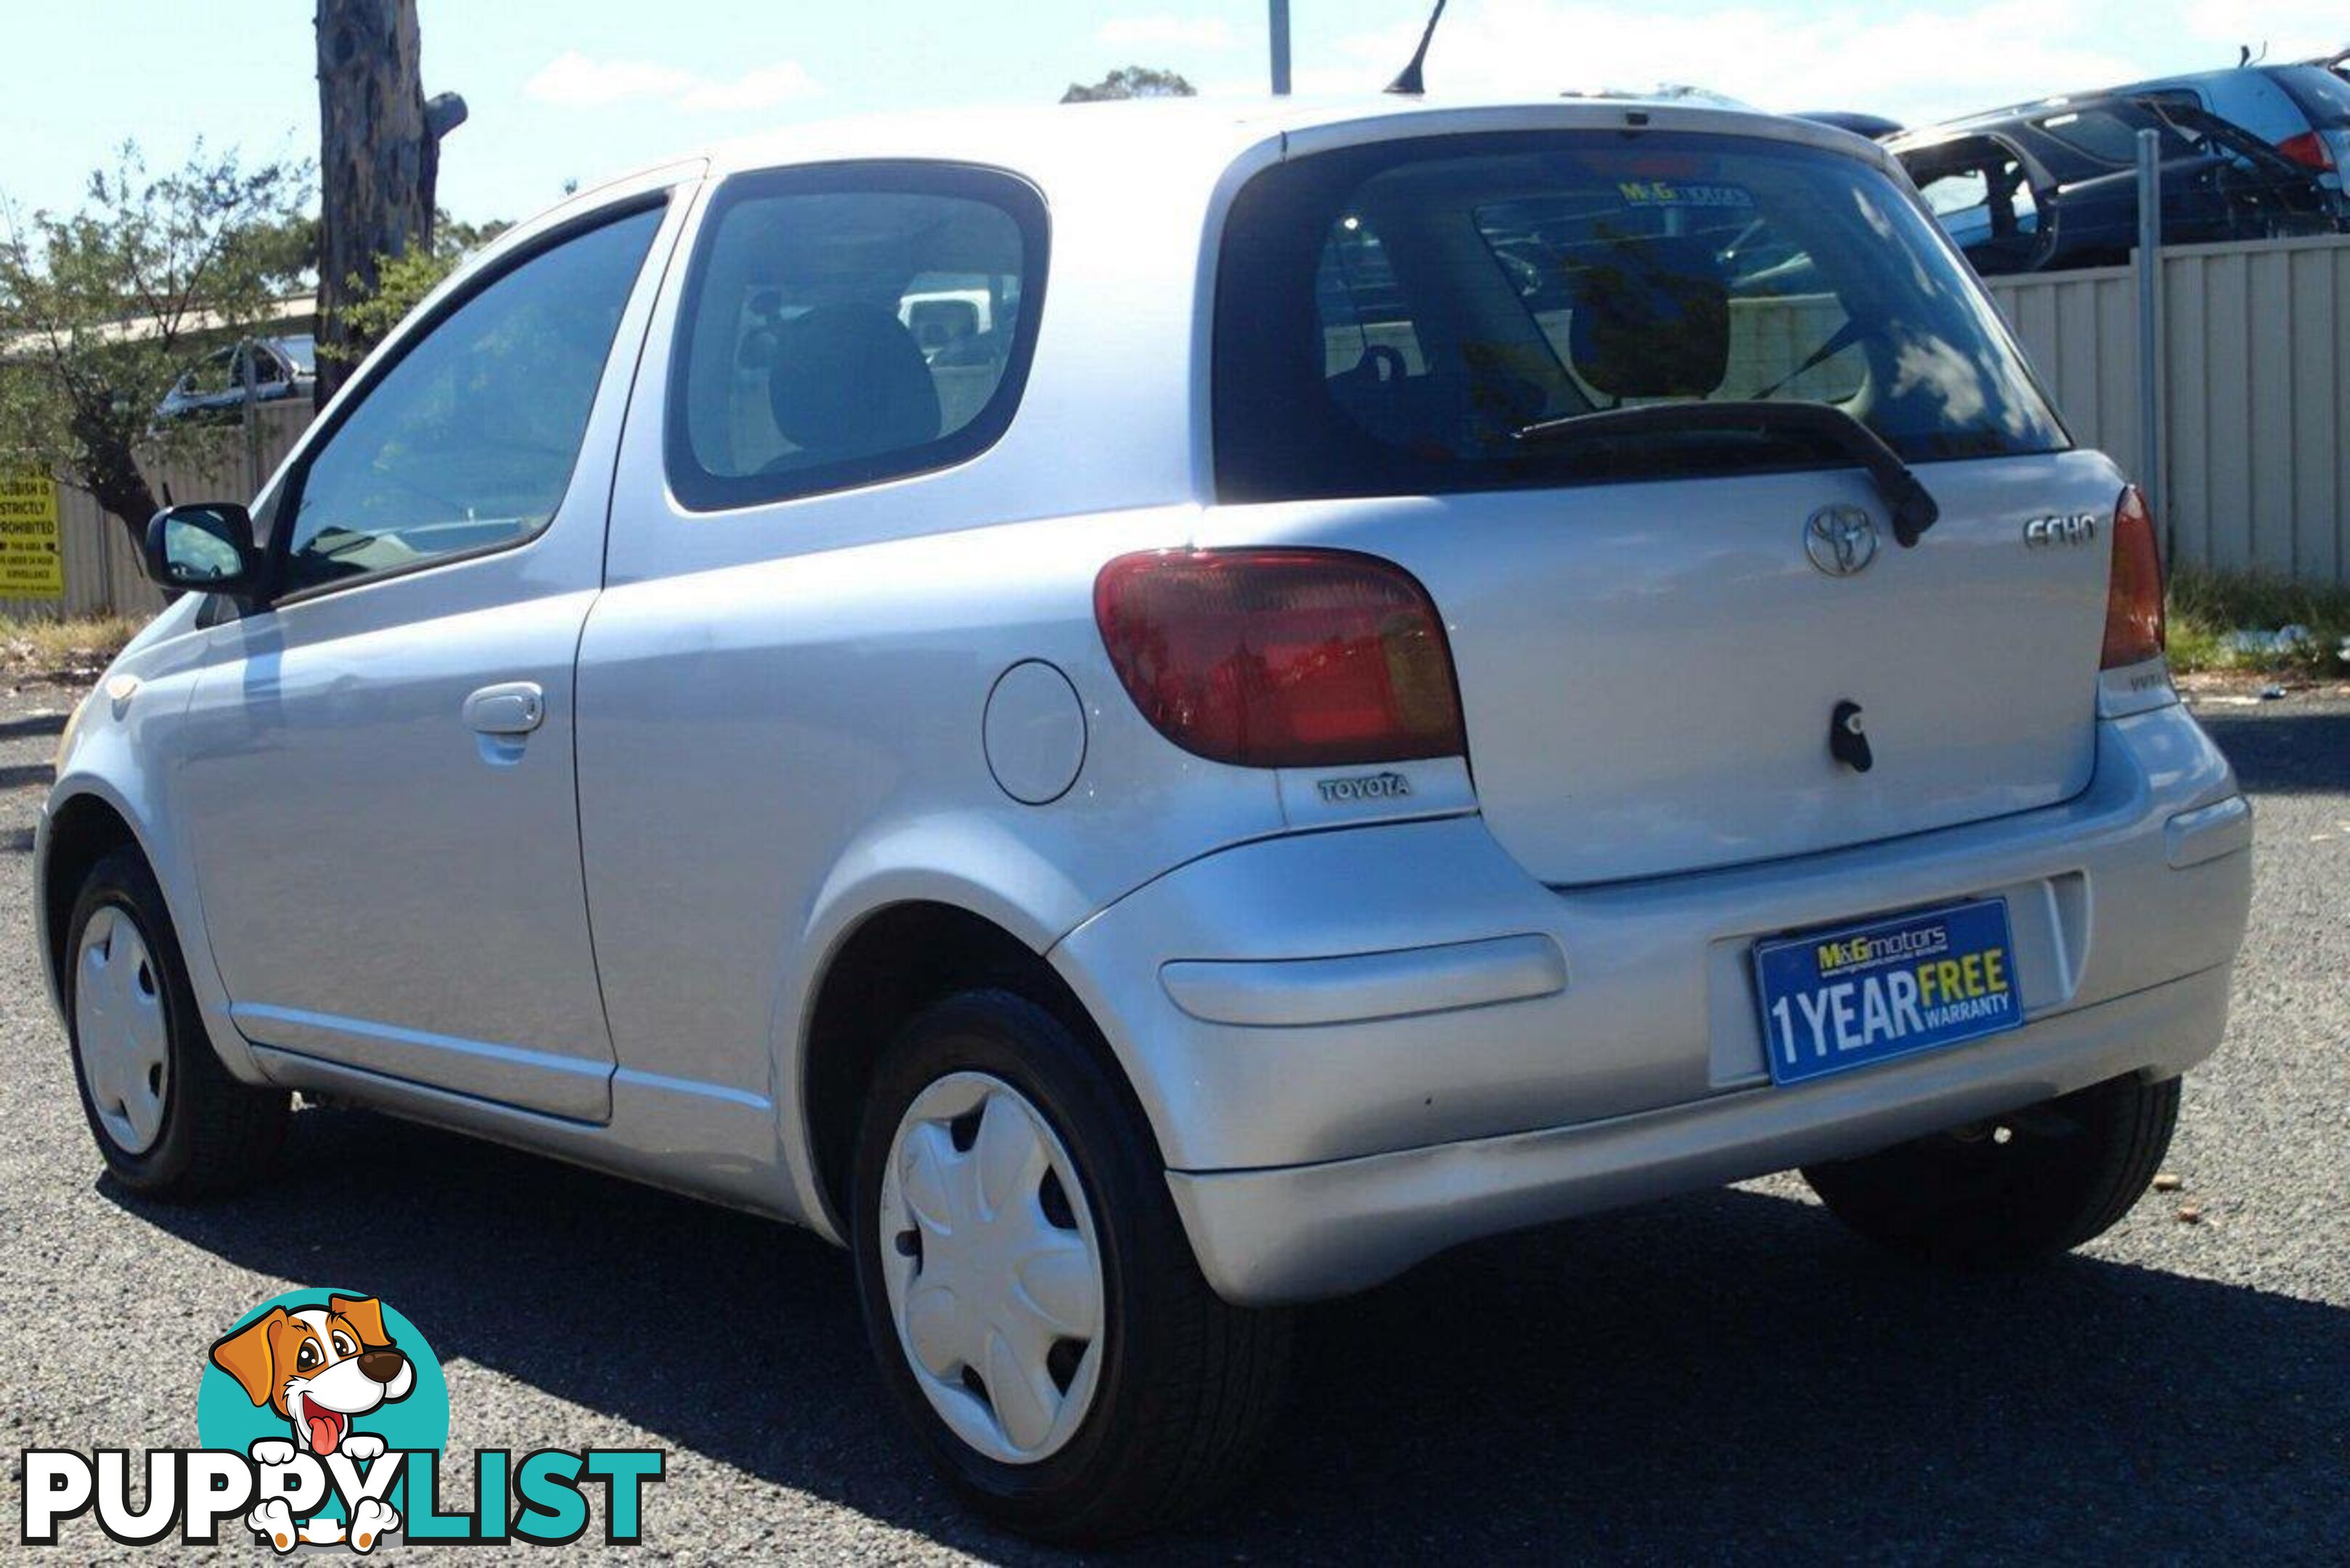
[463,682,545,737]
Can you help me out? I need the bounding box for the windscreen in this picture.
[1214,130,2068,502]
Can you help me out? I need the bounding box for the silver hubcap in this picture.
[878,1071,1106,1465]
[74,906,170,1155]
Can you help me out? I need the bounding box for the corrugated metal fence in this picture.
[0,400,309,621]
[11,233,2350,618]
[1986,232,2350,585]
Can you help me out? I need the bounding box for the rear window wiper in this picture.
[1512,399,1941,546]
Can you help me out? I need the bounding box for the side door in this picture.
[240,341,288,403]
[575,163,1050,1121]
[1904,134,2054,274]
[173,184,689,1121]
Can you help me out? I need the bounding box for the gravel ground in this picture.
[0,683,2342,1564]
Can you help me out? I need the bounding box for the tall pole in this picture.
[1270,0,1292,94]
[238,339,263,501]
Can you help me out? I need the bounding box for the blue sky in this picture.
[0,1,2335,226]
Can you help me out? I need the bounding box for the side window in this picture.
[2137,90,2206,121]
[186,348,238,397]
[666,163,1048,511]
[278,204,662,596]
[2035,108,2149,165]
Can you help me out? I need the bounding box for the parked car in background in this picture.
[1889,91,2338,274]
[2126,62,2350,210]
[152,335,316,424]
[1796,110,1905,141]
[48,97,2252,1542]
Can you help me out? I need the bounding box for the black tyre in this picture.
[1801,1073,2182,1268]
[849,989,1289,1544]
[62,846,289,1198]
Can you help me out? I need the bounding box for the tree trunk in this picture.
[66,407,159,555]
[314,0,437,406]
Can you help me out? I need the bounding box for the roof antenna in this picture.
[1384,0,1449,96]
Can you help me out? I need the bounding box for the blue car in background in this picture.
[1888,86,2339,275]
[2130,59,2350,208]
[152,335,317,425]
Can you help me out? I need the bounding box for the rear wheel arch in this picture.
[799,899,1155,1241]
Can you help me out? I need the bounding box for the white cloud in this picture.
[523,50,817,114]
[1242,0,2317,128]
[677,62,819,113]
[1098,15,1236,52]
[523,52,695,107]
[2174,4,2338,60]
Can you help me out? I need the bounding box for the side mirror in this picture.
[143,503,259,594]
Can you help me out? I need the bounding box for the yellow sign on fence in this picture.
[0,470,64,599]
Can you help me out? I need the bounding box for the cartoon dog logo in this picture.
[209,1295,412,1551]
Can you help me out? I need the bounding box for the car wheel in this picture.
[63,846,289,1198]
[849,989,1289,1544]
[1800,1073,2181,1269]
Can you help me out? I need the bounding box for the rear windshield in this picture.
[1213,131,2067,503]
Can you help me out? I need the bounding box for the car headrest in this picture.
[1567,234,1731,400]
[767,304,941,462]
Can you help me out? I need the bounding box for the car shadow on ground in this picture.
[115,1106,2349,1562]
[0,709,70,743]
[2200,708,2350,795]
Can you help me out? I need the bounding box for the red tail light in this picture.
[1094,547,1466,768]
[2101,485,2166,669]
[2277,131,2335,171]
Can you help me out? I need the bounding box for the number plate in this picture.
[1753,899,2021,1087]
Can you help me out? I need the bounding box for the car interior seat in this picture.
[764,303,942,470]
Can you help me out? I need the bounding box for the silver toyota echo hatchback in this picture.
[41,97,2253,1541]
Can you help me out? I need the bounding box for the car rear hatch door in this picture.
[1265,449,2116,886]
[1209,118,2116,886]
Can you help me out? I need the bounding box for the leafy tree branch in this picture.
[0,144,311,542]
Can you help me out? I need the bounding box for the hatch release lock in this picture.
[1829,701,1873,773]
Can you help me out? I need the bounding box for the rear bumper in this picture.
[1050,701,2251,1304]
[1170,964,2230,1304]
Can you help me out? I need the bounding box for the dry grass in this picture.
[0,613,149,684]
